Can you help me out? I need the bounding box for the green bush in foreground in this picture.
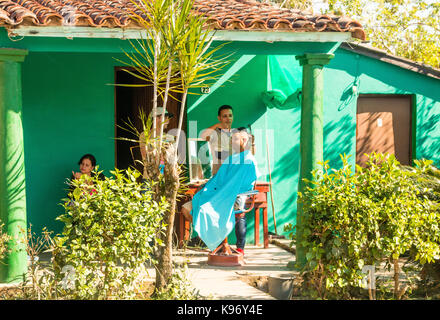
[55,167,168,299]
[0,222,11,263]
[294,153,440,299]
[1,168,202,300]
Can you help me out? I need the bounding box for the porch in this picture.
[0,0,366,283]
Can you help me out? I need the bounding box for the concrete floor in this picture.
[147,239,297,300]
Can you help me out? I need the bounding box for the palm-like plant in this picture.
[174,10,230,155]
[117,0,230,292]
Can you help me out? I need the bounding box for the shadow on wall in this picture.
[417,97,440,166]
[267,110,355,234]
[5,147,27,220]
[332,49,440,167]
[270,109,301,231]
[324,114,355,170]
[334,49,440,102]
[338,76,360,112]
[187,54,268,132]
[262,55,302,233]
[271,143,300,230]
[267,114,354,233]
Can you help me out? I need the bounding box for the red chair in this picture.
[207,189,259,267]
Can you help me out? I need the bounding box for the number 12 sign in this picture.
[201,87,210,94]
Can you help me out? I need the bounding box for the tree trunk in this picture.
[393,257,408,300]
[154,183,179,291]
[393,257,400,299]
[154,144,181,292]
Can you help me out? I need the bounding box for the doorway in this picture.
[356,95,412,166]
[114,67,185,172]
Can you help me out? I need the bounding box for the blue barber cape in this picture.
[191,150,260,251]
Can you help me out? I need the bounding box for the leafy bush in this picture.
[0,221,12,293]
[295,153,440,299]
[402,160,440,201]
[55,168,168,299]
[0,222,10,261]
[0,227,60,300]
[152,263,202,300]
[1,169,203,300]
[405,160,440,284]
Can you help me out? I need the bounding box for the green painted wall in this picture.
[1,29,439,243]
[326,48,440,168]
[21,52,120,234]
[360,51,438,164]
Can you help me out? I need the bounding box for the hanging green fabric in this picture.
[261,55,302,110]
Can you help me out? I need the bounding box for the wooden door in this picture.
[115,68,185,171]
[356,95,412,166]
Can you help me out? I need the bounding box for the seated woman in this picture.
[68,154,105,196]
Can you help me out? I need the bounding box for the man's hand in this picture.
[201,123,222,141]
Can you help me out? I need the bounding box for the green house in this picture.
[1,0,439,282]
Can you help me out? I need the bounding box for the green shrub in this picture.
[405,160,440,284]
[152,263,202,300]
[0,227,60,300]
[55,167,168,299]
[0,222,11,261]
[295,153,440,299]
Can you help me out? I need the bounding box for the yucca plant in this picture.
[117,0,230,293]
[173,9,230,152]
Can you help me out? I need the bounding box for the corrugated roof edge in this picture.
[340,42,440,80]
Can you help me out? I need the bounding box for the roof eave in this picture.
[7,26,355,43]
[340,42,440,80]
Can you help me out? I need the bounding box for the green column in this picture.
[0,48,28,283]
[295,53,334,269]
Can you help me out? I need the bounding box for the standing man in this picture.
[200,105,238,176]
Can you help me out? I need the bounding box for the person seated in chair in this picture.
[182,128,259,255]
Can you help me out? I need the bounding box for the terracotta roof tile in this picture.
[0,0,366,40]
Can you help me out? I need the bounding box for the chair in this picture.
[207,188,259,267]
